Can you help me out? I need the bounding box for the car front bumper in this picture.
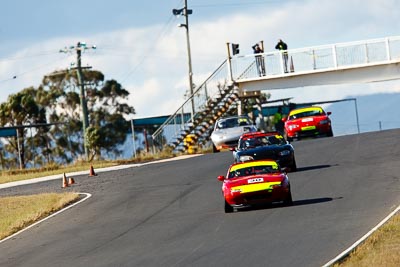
[287,124,332,138]
[225,187,290,207]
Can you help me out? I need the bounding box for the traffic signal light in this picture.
[232,43,240,55]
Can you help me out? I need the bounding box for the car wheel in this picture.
[213,144,220,153]
[290,157,297,172]
[224,200,234,213]
[283,191,293,206]
[327,129,334,137]
[284,130,293,142]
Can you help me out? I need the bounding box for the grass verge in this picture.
[334,212,400,267]
[0,192,80,240]
[0,149,187,185]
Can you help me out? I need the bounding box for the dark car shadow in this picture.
[237,197,340,212]
[295,164,336,172]
[292,197,340,206]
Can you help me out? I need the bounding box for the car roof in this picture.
[229,160,279,171]
[216,115,250,121]
[240,131,282,140]
[289,106,324,116]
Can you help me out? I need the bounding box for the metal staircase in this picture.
[152,60,240,152]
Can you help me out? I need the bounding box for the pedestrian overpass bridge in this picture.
[152,36,400,152]
[230,36,400,93]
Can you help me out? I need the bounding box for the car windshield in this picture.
[228,165,280,178]
[217,117,251,129]
[289,109,324,120]
[239,135,285,149]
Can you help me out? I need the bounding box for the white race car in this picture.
[210,116,257,153]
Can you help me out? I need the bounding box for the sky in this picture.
[1,0,399,120]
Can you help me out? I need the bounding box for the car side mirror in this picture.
[282,117,287,122]
[229,147,236,152]
[281,167,288,173]
[327,111,332,116]
[217,175,225,181]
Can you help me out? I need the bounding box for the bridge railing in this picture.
[231,36,400,81]
[152,60,229,150]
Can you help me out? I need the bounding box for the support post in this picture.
[385,37,391,61]
[332,44,338,68]
[76,42,89,160]
[255,97,265,131]
[354,98,360,134]
[16,129,22,170]
[131,120,137,158]
[183,0,195,123]
[226,42,234,83]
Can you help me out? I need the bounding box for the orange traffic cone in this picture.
[68,177,75,185]
[89,165,97,177]
[62,173,69,188]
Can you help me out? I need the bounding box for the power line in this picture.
[192,0,283,8]
[117,7,179,83]
[120,16,177,82]
[0,50,61,62]
[0,56,68,84]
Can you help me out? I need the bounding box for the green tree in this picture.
[41,70,135,161]
[0,69,135,168]
[0,87,41,168]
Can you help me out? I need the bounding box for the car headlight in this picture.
[319,119,330,125]
[239,155,254,162]
[278,150,291,156]
[288,124,298,130]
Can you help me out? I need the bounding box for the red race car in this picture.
[217,160,293,213]
[282,106,333,141]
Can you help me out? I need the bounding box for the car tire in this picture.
[213,144,220,153]
[290,157,297,172]
[283,191,293,206]
[327,129,334,137]
[224,200,234,213]
[284,130,293,142]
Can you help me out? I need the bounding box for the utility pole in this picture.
[76,42,90,160]
[173,0,195,123]
[60,42,96,160]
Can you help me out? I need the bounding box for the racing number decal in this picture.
[248,178,264,184]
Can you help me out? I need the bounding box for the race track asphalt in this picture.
[0,129,399,267]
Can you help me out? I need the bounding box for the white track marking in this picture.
[0,154,203,189]
[0,193,92,244]
[322,204,400,266]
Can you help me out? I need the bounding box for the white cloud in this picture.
[0,0,399,119]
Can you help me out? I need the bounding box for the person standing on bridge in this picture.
[275,39,289,73]
[252,43,266,76]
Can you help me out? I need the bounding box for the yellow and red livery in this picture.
[282,106,333,141]
[217,160,293,213]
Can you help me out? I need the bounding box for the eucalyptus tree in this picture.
[0,69,135,168]
[41,70,135,161]
[0,87,41,168]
